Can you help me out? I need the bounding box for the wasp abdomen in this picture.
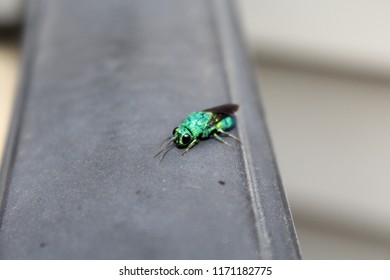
[216,115,235,132]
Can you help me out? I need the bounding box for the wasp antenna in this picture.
[155,136,170,153]
[159,141,175,161]
[154,136,176,158]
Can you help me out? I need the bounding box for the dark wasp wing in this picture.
[203,103,239,126]
[203,104,239,115]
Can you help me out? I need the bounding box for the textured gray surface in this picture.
[0,0,300,259]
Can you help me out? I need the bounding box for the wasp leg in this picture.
[182,139,199,156]
[213,133,233,147]
[217,129,241,142]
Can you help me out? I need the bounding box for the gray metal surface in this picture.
[0,0,301,259]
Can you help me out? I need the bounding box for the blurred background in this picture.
[0,0,389,259]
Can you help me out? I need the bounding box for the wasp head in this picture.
[173,126,193,148]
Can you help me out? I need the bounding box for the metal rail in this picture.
[0,0,301,259]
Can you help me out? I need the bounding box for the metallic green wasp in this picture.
[155,104,240,159]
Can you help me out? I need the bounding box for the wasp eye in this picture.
[172,127,178,135]
[182,134,191,145]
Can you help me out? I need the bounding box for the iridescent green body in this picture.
[175,111,235,147]
[155,104,240,159]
